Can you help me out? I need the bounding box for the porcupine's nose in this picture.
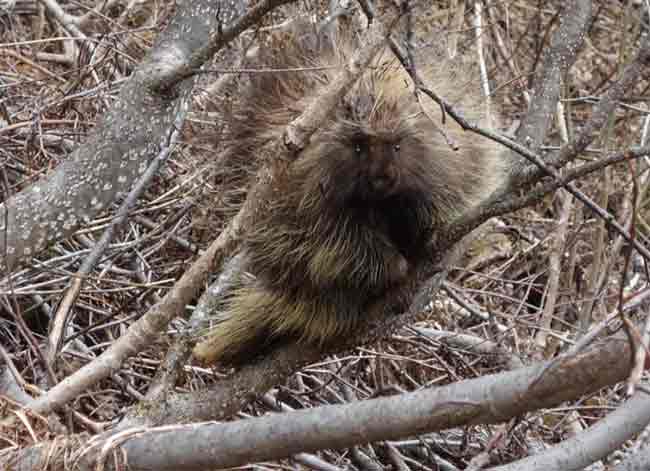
[366,139,399,197]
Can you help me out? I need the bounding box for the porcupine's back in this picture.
[224,27,502,212]
[193,24,505,365]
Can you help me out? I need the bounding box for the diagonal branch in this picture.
[0,0,296,275]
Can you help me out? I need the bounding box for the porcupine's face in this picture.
[346,132,401,201]
[309,121,436,213]
[297,70,440,217]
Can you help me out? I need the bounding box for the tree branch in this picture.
[518,32,650,183]
[488,386,650,471]
[0,0,296,274]
[512,0,592,168]
[0,333,634,470]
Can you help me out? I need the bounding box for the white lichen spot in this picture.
[118,175,127,184]
[91,197,99,206]
[103,183,113,191]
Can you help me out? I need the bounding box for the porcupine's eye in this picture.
[353,138,368,160]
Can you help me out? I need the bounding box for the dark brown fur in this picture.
[193,25,504,365]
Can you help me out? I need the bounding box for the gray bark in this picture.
[0,334,634,471]
[0,0,293,273]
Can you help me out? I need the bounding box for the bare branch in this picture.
[518,32,650,183]
[0,334,634,470]
[513,0,592,163]
[488,387,650,471]
[45,110,185,369]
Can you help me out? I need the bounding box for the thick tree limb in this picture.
[0,0,295,274]
[518,32,650,184]
[0,333,634,470]
[118,335,636,471]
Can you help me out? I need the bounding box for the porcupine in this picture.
[193,23,504,365]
